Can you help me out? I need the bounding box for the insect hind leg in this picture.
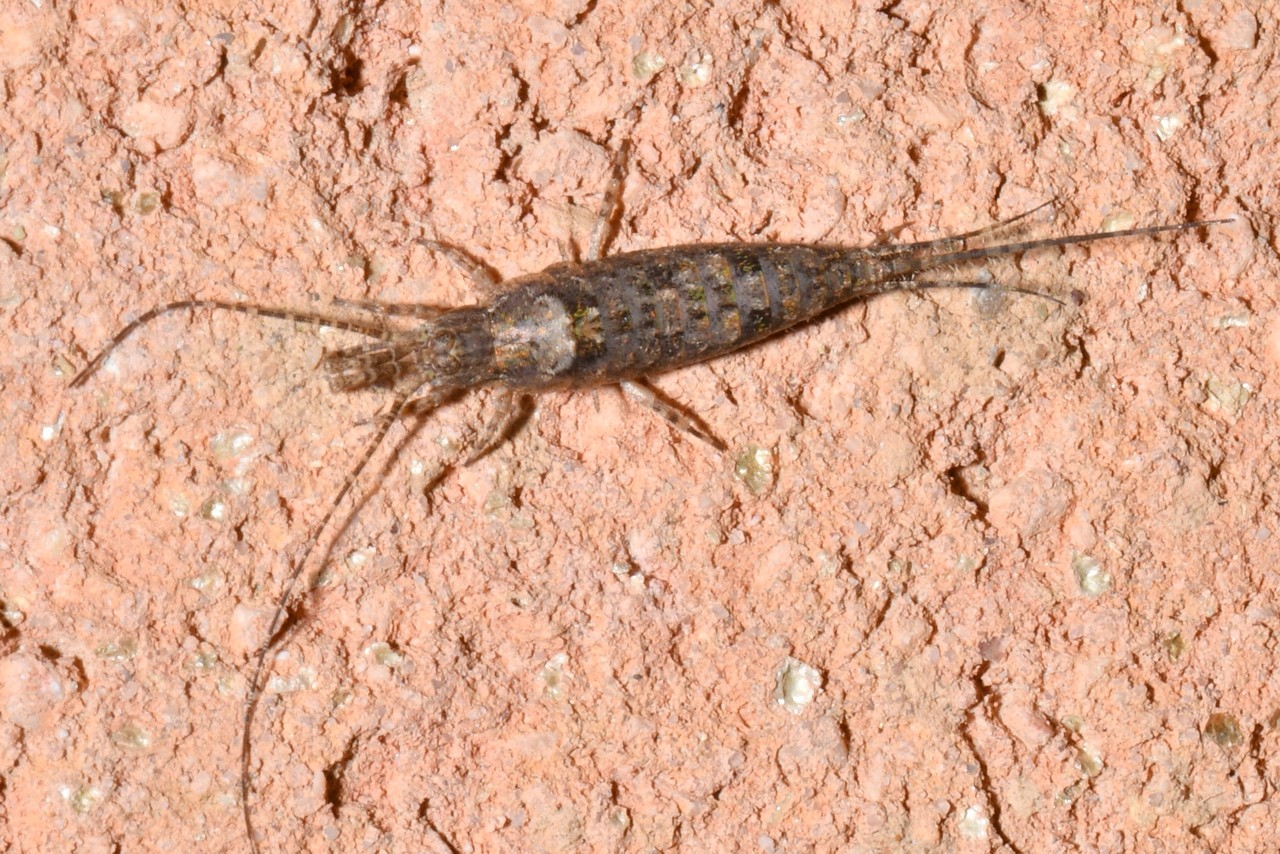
[621,379,726,451]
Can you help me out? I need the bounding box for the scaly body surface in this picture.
[323,242,917,397]
[316,222,1221,404]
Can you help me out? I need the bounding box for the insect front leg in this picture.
[333,240,501,316]
[464,388,532,464]
[415,238,502,291]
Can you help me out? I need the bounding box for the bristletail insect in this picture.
[70,193,1230,849]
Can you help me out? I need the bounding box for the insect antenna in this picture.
[70,299,391,388]
[240,390,414,854]
[70,296,426,850]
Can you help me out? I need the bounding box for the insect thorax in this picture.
[487,279,597,388]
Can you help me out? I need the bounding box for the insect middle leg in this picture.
[585,139,630,263]
[580,141,732,450]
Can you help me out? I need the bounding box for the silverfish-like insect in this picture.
[69,168,1228,849]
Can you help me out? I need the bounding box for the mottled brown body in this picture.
[317,222,1225,405]
[324,243,898,396]
[489,244,888,386]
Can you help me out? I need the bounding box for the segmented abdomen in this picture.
[488,243,892,388]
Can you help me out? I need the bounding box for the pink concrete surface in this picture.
[2,1,1275,851]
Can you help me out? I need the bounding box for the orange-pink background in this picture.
[2,1,1275,851]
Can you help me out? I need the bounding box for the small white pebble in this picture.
[1072,553,1112,597]
[774,657,822,714]
[958,805,989,839]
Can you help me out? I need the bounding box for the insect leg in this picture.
[620,379,726,451]
[415,238,502,290]
[401,386,464,418]
[583,145,727,451]
[70,300,391,388]
[585,140,630,263]
[463,389,530,464]
[557,237,580,265]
